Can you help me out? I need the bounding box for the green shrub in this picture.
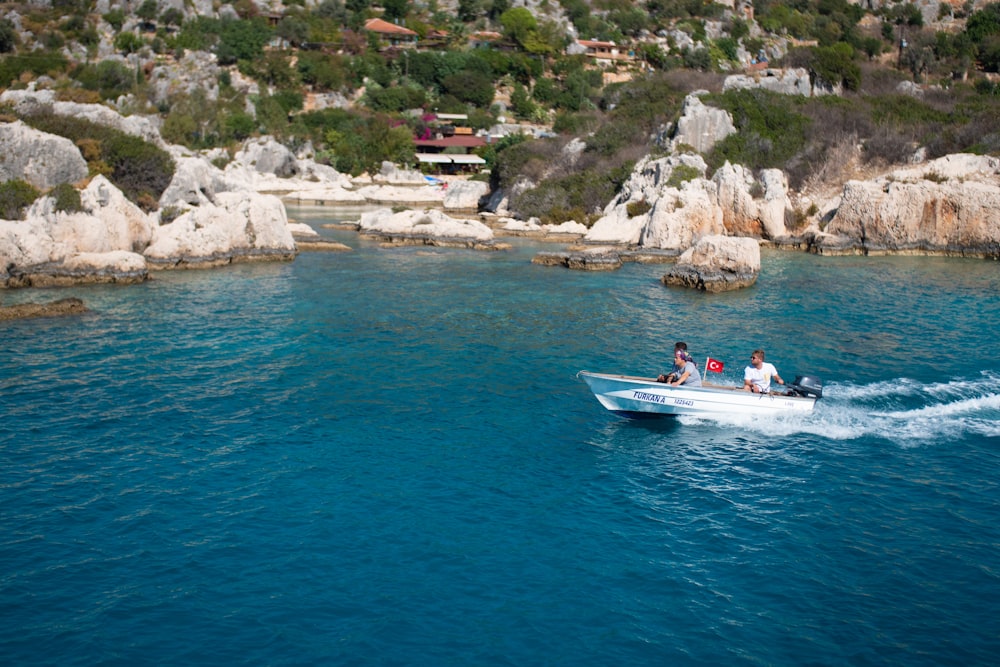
[159,205,183,224]
[705,88,811,172]
[552,110,600,135]
[72,60,135,100]
[869,94,952,124]
[223,113,256,142]
[102,133,175,208]
[103,9,126,31]
[20,113,174,209]
[811,43,862,91]
[322,114,415,177]
[0,18,17,53]
[478,132,529,173]
[50,183,83,213]
[0,50,67,88]
[511,165,628,223]
[0,179,40,220]
[217,16,273,65]
[364,84,426,112]
[441,69,496,108]
[626,199,651,217]
[114,31,145,55]
[666,164,701,188]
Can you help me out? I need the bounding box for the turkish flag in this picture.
[706,357,725,373]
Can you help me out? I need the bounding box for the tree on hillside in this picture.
[160,7,183,27]
[488,0,510,20]
[323,114,414,176]
[137,0,159,26]
[812,42,861,90]
[457,0,481,22]
[382,0,409,20]
[277,15,309,47]
[216,17,272,65]
[967,2,1000,40]
[500,7,536,47]
[966,2,1000,71]
[441,69,495,107]
[0,18,17,52]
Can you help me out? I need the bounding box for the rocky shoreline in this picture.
[2,89,999,319]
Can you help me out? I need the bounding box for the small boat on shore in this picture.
[577,371,823,418]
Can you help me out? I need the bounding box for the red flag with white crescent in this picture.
[706,358,725,373]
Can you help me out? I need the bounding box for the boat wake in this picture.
[676,371,1000,446]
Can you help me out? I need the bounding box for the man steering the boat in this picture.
[743,349,785,394]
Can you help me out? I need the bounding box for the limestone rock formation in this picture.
[230,135,300,179]
[671,93,736,153]
[722,68,816,97]
[0,120,89,189]
[357,208,502,249]
[160,151,233,208]
[713,163,792,239]
[1,176,155,286]
[31,175,158,254]
[586,152,799,250]
[442,180,489,211]
[358,207,492,239]
[818,154,1000,257]
[587,154,727,248]
[2,251,148,288]
[145,191,296,267]
[662,235,760,291]
[0,89,163,144]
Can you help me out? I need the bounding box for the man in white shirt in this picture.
[743,349,785,394]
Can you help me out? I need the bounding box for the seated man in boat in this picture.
[658,349,702,387]
[656,342,688,383]
[743,349,785,394]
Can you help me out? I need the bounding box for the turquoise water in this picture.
[2,204,999,665]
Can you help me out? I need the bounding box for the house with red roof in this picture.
[364,18,418,49]
[414,114,487,173]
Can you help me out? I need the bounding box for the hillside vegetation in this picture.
[1,0,999,222]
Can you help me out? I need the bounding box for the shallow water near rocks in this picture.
[2,205,999,665]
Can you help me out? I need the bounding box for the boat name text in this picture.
[633,391,667,404]
[633,390,695,408]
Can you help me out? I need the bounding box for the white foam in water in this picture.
[682,372,1000,446]
[874,394,1000,419]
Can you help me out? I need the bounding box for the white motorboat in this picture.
[577,371,823,418]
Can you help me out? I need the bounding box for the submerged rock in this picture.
[0,297,86,320]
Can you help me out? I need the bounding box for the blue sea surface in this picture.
[2,204,999,666]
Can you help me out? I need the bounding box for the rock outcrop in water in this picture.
[0,297,86,320]
[661,235,760,292]
[814,154,1000,257]
[585,153,797,249]
[353,208,508,250]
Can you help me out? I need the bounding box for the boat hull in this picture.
[578,371,817,417]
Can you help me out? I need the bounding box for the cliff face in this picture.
[819,154,1000,257]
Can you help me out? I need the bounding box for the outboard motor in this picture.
[789,375,823,399]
